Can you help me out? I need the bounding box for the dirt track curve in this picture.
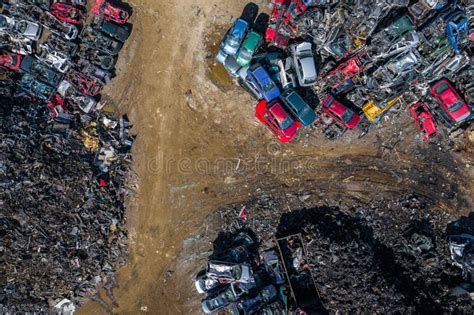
[78,0,474,314]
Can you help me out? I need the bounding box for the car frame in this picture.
[20,55,63,87]
[280,89,316,127]
[322,94,360,129]
[90,16,130,42]
[255,98,298,143]
[19,73,55,100]
[445,9,469,53]
[0,51,22,71]
[201,283,246,314]
[408,101,438,141]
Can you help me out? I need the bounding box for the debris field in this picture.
[198,193,474,313]
[0,0,134,312]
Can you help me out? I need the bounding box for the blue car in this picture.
[19,74,55,100]
[247,64,280,102]
[216,18,249,64]
[280,89,317,127]
[446,10,469,53]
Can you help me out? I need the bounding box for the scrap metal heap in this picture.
[1,98,135,312]
[199,195,474,313]
[0,0,134,312]
[217,0,473,142]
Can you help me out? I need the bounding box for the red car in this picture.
[66,70,103,96]
[0,51,22,71]
[255,99,298,143]
[408,101,438,141]
[430,79,471,123]
[50,3,84,25]
[92,0,129,25]
[321,95,361,129]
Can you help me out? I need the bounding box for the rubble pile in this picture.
[213,195,474,313]
[0,1,134,311]
[0,95,134,312]
[216,0,473,142]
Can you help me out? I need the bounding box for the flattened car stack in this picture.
[217,0,473,142]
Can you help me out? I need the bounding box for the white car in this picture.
[0,14,42,41]
[374,31,420,60]
[290,41,317,87]
[37,46,71,73]
[277,57,297,89]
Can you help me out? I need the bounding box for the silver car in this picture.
[37,47,71,73]
[290,42,317,87]
[0,14,42,41]
[374,31,420,60]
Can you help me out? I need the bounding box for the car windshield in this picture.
[239,48,252,60]
[324,97,334,108]
[280,117,293,130]
[299,50,313,58]
[434,83,449,94]
[228,33,239,44]
[341,110,354,123]
[449,100,464,112]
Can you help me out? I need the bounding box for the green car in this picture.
[383,16,414,44]
[236,31,262,67]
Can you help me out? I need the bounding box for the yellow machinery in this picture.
[362,96,403,122]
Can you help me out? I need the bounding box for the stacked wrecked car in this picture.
[217,0,473,142]
[0,0,131,113]
[195,232,325,314]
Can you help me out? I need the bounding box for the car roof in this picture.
[243,31,261,49]
[268,101,289,122]
[232,19,248,36]
[300,58,316,77]
[252,66,271,82]
[327,98,347,116]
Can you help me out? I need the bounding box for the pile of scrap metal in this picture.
[211,195,474,313]
[195,232,324,314]
[1,98,135,312]
[448,214,474,287]
[216,0,473,142]
[0,0,131,114]
[0,0,134,312]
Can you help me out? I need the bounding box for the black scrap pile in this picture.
[0,95,135,311]
[213,195,474,313]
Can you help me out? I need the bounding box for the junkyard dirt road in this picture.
[78,0,474,314]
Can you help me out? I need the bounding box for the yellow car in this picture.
[362,97,402,122]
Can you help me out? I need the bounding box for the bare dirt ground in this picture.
[78,0,474,314]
